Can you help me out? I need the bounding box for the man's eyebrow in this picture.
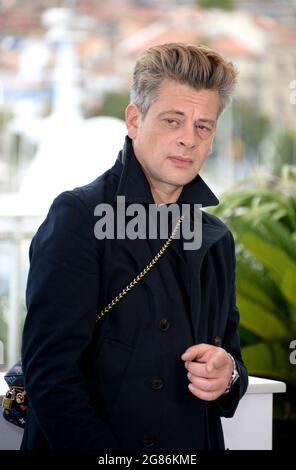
[198,118,216,126]
[157,110,185,117]
[157,110,216,125]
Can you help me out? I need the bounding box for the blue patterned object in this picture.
[2,360,27,428]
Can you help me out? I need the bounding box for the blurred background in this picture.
[0,0,295,449]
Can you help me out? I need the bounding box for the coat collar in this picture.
[110,137,228,344]
[112,136,219,208]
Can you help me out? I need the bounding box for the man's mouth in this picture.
[167,156,193,168]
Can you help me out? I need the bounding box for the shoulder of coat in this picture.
[202,210,229,232]
[68,168,118,211]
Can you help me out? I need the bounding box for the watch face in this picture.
[226,354,239,390]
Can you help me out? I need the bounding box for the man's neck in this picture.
[137,158,183,205]
[150,185,183,206]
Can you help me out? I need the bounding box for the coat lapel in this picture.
[183,218,228,344]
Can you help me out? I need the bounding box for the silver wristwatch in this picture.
[223,353,239,394]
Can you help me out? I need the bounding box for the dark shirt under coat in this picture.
[21,136,248,451]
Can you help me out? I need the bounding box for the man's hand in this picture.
[181,343,233,401]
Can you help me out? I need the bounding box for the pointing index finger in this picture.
[181,343,211,362]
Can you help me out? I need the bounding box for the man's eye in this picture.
[165,119,178,126]
[197,124,211,133]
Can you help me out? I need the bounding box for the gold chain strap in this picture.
[96,216,184,322]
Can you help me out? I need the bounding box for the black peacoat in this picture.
[21,136,248,451]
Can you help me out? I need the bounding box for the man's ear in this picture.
[125,104,141,139]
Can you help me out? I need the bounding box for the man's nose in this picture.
[177,126,199,149]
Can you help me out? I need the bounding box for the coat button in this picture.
[151,377,164,390]
[143,433,157,447]
[159,318,170,331]
[213,336,222,347]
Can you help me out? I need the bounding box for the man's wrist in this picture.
[223,353,239,394]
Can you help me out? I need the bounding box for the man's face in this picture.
[126,80,220,193]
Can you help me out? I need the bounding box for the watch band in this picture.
[223,353,239,394]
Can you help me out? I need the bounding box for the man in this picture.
[21,42,248,451]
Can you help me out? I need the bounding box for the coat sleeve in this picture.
[213,230,249,418]
[22,191,121,450]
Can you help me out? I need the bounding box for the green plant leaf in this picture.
[242,342,296,385]
[236,257,290,320]
[210,169,296,395]
[240,233,296,300]
[237,275,278,314]
[260,218,296,263]
[237,294,290,340]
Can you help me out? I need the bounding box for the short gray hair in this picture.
[130,42,238,117]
